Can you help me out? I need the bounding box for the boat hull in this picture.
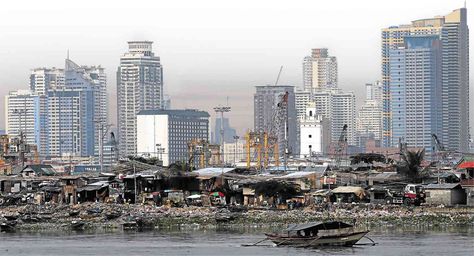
[265,231,368,248]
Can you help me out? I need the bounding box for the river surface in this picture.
[0,226,472,256]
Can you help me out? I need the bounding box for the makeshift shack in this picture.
[77,181,109,203]
[275,171,318,191]
[21,165,56,177]
[424,183,466,206]
[60,176,88,204]
[331,186,366,203]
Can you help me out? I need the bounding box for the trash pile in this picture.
[0,202,472,231]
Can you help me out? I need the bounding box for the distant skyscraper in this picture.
[328,90,356,146]
[30,68,64,95]
[295,89,311,120]
[117,41,164,157]
[254,85,297,156]
[46,59,107,157]
[303,48,337,90]
[163,94,171,110]
[390,35,442,153]
[296,88,355,146]
[5,90,47,154]
[381,8,469,151]
[365,81,382,102]
[26,58,107,158]
[356,82,383,146]
[213,117,237,144]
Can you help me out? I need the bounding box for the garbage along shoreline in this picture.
[1,203,473,232]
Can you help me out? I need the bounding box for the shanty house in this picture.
[21,165,56,177]
[331,186,367,203]
[192,167,235,191]
[77,181,109,203]
[123,171,159,203]
[60,176,88,204]
[424,183,466,206]
[275,171,318,191]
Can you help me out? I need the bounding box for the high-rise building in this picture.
[212,117,237,144]
[390,35,442,153]
[5,90,47,154]
[296,88,356,146]
[311,88,356,145]
[30,68,65,96]
[356,82,383,147]
[302,48,338,90]
[27,58,108,158]
[254,85,298,156]
[117,41,164,157]
[163,94,171,110]
[365,81,382,102]
[330,91,356,146]
[46,59,107,157]
[381,8,469,151]
[299,102,330,158]
[136,109,210,166]
[295,89,311,120]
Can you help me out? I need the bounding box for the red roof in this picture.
[458,161,474,169]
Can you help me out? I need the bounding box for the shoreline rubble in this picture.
[1,203,473,232]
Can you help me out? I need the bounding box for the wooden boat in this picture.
[265,221,369,248]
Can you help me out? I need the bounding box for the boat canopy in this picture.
[285,221,353,232]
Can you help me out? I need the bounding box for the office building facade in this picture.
[254,85,298,156]
[117,41,164,157]
[381,8,469,151]
[303,48,338,90]
[136,109,210,166]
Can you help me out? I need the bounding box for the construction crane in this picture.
[334,124,348,168]
[245,66,289,170]
[187,139,209,169]
[431,133,447,164]
[265,91,289,169]
[245,131,263,170]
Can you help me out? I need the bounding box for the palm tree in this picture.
[397,149,425,181]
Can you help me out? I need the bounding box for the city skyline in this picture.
[0,1,473,137]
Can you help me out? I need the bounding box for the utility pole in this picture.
[214,105,231,185]
[133,162,137,204]
[95,119,112,173]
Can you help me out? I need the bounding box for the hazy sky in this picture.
[0,0,472,136]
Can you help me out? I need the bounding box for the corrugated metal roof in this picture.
[277,171,318,179]
[424,183,461,190]
[192,168,235,178]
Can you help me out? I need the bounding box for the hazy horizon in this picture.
[0,0,472,137]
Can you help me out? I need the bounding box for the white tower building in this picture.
[117,41,164,157]
[299,102,330,158]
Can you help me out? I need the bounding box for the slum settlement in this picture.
[1,153,474,231]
